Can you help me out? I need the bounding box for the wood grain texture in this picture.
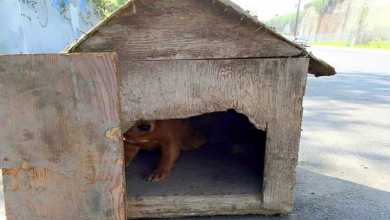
[70,0,302,60]
[127,195,279,218]
[261,59,308,212]
[121,58,308,215]
[62,0,335,77]
[120,58,307,130]
[0,53,126,220]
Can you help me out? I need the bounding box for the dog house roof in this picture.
[62,0,335,77]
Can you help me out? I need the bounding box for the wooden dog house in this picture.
[63,0,335,218]
[0,0,335,219]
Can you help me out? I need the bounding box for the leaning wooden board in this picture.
[0,53,126,220]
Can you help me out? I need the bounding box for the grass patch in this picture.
[310,42,349,47]
[304,0,346,15]
[355,38,390,50]
[310,39,390,50]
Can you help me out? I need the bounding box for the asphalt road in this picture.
[0,47,389,220]
[300,46,390,193]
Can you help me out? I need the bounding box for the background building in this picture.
[0,0,101,54]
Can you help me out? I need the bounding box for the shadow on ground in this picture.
[141,168,390,220]
[297,71,390,189]
[305,72,390,105]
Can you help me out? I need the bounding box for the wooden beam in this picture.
[262,57,308,212]
[127,195,279,218]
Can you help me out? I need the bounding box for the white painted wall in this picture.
[0,0,100,54]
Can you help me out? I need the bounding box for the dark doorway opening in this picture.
[126,109,266,197]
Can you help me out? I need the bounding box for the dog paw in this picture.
[145,169,170,182]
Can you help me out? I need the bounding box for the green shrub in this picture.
[355,38,390,50]
[264,12,305,33]
[81,0,128,19]
[304,0,346,15]
[310,39,390,50]
[310,42,349,47]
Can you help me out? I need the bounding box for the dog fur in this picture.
[123,119,206,181]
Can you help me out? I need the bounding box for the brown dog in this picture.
[123,119,205,181]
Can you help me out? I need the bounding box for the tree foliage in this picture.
[87,0,128,18]
[264,0,347,34]
[304,0,346,15]
[54,0,128,20]
[263,12,305,34]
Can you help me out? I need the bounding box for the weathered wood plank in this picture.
[0,53,126,220]
[71,0,302,60]
[120,58,269,130]
[120,59,307,130]
[261,58,308,212]
[127,195,279,219]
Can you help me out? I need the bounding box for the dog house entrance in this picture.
[125,109,266,209]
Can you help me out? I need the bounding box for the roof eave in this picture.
[62,0,336,77]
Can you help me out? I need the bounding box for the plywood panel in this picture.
[120,58,307,130]
[70,0,302,59]
[0,53,126,220]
